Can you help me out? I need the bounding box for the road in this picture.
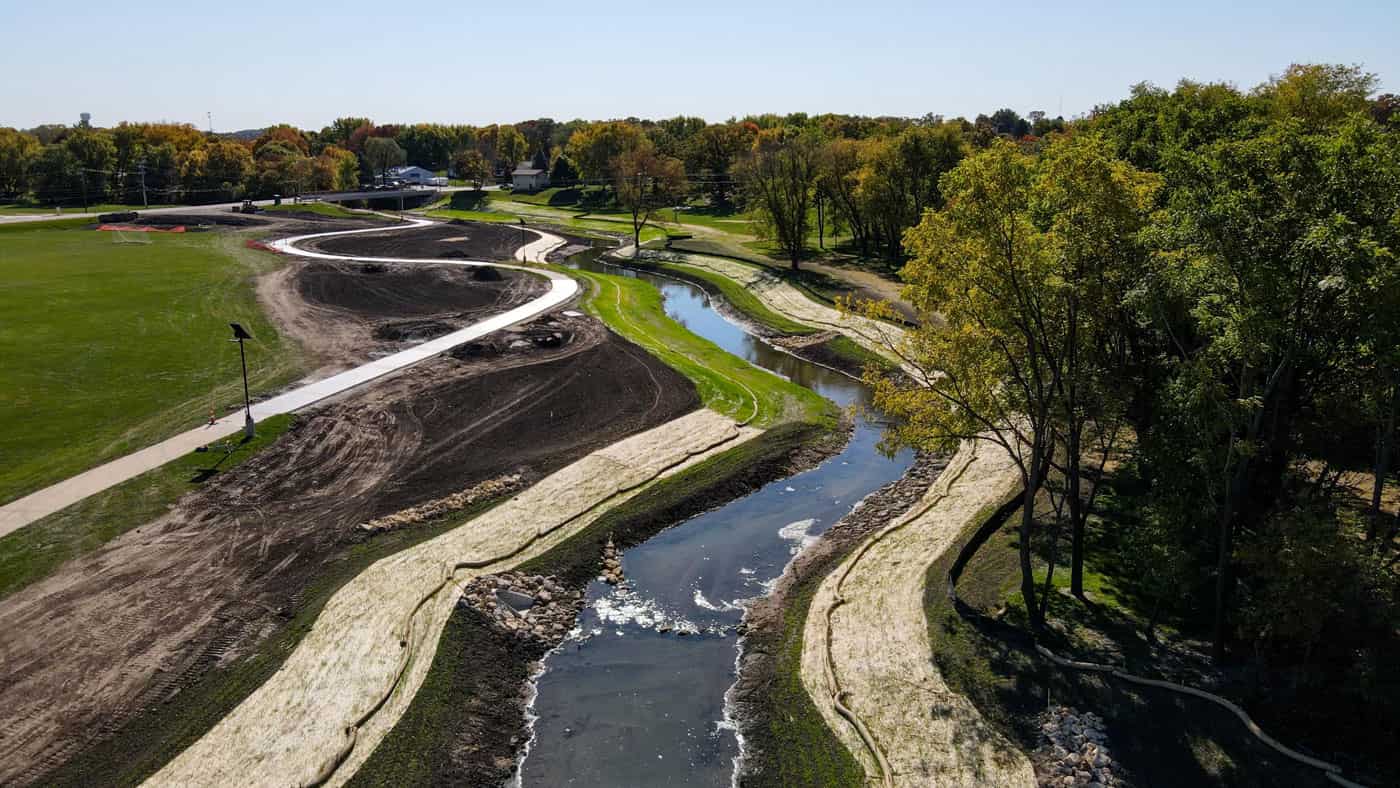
[0,186,487,224]
[0,218,570,536]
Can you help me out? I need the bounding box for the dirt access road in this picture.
[0,221,699,786]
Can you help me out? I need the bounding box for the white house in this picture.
[386,165,440,185]
[511,163,549,191]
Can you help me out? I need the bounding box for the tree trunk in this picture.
[1022,432,1046,632]
[1369,380,1397,544]
[1068,425,1085,598]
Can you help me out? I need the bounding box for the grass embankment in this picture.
[260,203,395,221]
[351,422,836,785]
[572,268,834,428]
[40,492,514,788]
[0,221,304,505]
[925,497,1328,788]
[746,549,867,788]
[427,191,669,242]
[620,254,891,374]
[0,415,294,601]
[646,260,818,336]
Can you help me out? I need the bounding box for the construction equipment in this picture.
[236,200,260,214]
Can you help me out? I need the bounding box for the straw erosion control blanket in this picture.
[148,409,760,787]
[648,251,909,367]
[800,441,1036,787]
[0,311,699,787]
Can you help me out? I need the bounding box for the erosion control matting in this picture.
[0,312,698,787]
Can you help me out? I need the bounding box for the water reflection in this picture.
[520,254,911,786]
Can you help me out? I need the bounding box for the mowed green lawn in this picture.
[0,221,304,505]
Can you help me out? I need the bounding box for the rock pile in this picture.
[459,571,584,642]
[599,536,625,585]
[359,473,524,534]
[1033,706,1120,787]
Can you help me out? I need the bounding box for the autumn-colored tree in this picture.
[316,145,360,190]
[566,121,646,182]
[450,149,490,189]
[252,124,309,155]
[612,143,685,257]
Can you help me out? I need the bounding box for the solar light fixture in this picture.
[229,322,255,438]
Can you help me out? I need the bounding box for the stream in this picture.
[518,256,914,786]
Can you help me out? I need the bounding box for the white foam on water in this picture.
[693,589,740,612]
[593,587,698,633]
[776,518,819,555]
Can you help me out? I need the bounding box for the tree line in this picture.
[864,63,1399,762]
[0,107,1063,225]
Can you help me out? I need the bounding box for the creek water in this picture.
[518,257,913,786]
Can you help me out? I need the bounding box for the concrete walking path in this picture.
[0,219,570,538]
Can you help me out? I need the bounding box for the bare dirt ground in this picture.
[798,259,919,324]
[0,287,697,787]
[149,409,756,787]
[307,220,530,261]
[260,259,546,375]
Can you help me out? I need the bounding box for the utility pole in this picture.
[79,170,88,213]
[138,160,148,208]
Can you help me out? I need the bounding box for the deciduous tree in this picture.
[737,129,818,269]
[613,144,684,257]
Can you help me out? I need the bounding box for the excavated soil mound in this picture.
[372,319,456,343]
[262,260,550,373]
[294,260,535,318]
[0,314,698,787]
[309,221,527,261]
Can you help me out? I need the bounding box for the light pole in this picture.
[229,323,254,438]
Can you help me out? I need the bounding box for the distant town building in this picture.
[385,166,446,186]
[511,162,549,191]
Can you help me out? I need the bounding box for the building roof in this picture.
[512,168,546,176]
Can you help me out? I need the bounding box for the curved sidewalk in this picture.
[0,220,571,538]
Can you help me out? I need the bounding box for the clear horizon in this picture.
[3,0,1395,132]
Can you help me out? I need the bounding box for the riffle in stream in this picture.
[518,259,913,786]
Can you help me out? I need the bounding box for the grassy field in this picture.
[0,221,305,505]
[0,414,294,601]
[571,268,834,428]
[0,203,177,216]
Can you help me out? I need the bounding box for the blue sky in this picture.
[2,0,1394,131]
